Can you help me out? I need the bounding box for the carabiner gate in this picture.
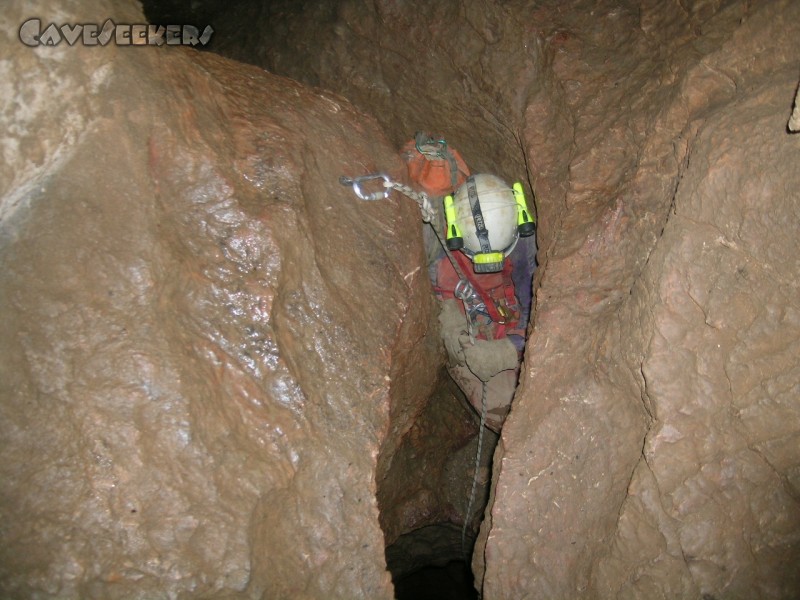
[339,173,391,201]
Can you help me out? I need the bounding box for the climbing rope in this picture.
[461,379,488,560]
[383,178,481,344]
[340,171,489,561]
[383,180,436,223]
[341,172,480,341]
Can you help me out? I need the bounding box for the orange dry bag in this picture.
[402,133,470,198]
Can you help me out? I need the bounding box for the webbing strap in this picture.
[501,258,518,312]
[466,176,493,255]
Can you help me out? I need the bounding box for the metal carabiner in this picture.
[454,278,479,345]
[339,173,391,201]
[453,279,475,303]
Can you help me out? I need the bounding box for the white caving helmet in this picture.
[444,174,535,273]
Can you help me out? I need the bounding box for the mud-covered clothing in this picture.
[434,253,525,341]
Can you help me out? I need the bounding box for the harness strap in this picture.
[466,176,493,255]
[501,258,518,312]
[453,251,511,326]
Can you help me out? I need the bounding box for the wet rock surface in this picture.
[4,0,800,598]
[192,0,800,598]
[380,370,498,583]
[1,2,441,598]
[379,371,489,548]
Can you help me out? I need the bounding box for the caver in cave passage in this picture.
[402,132,538,434]
[340,132,537,433]
[341,133,537,554]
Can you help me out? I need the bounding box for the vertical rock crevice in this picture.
[3,0,800,598]
[141,1,800,597]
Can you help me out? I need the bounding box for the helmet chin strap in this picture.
[466,176,508,274]
[466,176,494,255]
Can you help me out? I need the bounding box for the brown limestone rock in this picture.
[0,0,142,223]
[128,0,800,597]
[0,2,439,598]
[379,372,478,547]
[148,0,541,191]
[596,72,800,600]
[484,2,800,599]
[788,79,800,132]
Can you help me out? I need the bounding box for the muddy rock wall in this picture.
[491,2,800,598]
[210,0,800,598]
[4,0,800,598]
[157,0,539,185]
[0,2,440,598]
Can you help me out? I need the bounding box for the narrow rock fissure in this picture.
[140,5,538,598]
[4,2,800,599]
[386,524,479,600]
[374,158,536,598]
[377,363,507,598]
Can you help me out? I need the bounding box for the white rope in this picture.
[462,379,488,560]
[384,180,435,223]
[382,173,487,561]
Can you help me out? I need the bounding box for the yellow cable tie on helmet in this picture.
[443,194,464,250]
[513,182,536,237]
